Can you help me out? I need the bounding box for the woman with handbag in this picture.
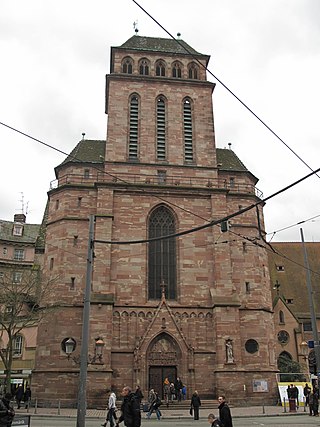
[190,390,201,420]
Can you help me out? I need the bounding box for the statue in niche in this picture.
[226,339,234,363]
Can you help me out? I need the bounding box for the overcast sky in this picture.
[1,0,320,242]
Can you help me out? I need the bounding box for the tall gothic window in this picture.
[156,97,166,160]
[139,58,149,75]
[148,206,177,300]
[172,61,182,78]
[122,57,133,74]
[183,98,194,162]
[129,94,139,159]
[155,60,166,77]
[188,62,199,79]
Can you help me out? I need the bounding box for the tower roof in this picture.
[118,35,208,58]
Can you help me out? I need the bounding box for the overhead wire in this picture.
[132,0,320,179]
[267,213,320,242]
[0,120,212,224]
[95,164,320,244]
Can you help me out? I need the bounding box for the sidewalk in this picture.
[15,404,307,420]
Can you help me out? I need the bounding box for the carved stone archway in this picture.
[147,333,181,397]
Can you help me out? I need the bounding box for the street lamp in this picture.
[63,337,104,364]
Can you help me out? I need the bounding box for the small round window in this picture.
[245,339,259,354]
[277,330,289,344]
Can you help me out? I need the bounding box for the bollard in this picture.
[303,396,306,412]
[283,397,287,413]
[262,404,265,414]
[35,397,38,414]
[58,400,61,415]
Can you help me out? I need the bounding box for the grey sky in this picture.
[1,0,319,241]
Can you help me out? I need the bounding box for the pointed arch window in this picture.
[156,97,166,160]
[129,94,139,159]
[183,98,194,162]
[279,310,285,324]
[155,60,166,77]
[139,58,149,75]
[172,61,182,78]
[188,62,199,79]
[148,206,177,300]
[122,57,133,74]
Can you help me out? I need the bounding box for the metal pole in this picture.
[300,228,320,379]
[77,215,95,427]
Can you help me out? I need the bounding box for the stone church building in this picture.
[32,35,277,406]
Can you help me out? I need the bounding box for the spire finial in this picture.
[133,20,139,34]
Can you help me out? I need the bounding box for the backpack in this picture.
[155,395,162,407]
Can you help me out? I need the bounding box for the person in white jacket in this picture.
[102,389,117,427]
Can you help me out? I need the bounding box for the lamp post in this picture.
[300,341,309,376]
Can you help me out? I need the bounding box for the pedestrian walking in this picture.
[0,393,15,427]
[146,389,162,420]
[207,413,223,426]
[190,390,201,420]
[116,386,141,427]
[304,383,311,407]
[169,383,175,402]
[292,384,299,409]
[163,378,170,407]
[102,388,117,427]
[134,386,144,406]
[14,384,24,409]
[313,387,319,416]
[23,385,32,409]
[174,377,183,402]
[218,395,233,427]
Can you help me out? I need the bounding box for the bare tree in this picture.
[0,266,57,392]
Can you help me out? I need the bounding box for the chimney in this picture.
[14,214,26,223]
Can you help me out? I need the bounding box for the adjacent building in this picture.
[0,213,44,392]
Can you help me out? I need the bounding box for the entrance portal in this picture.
[149,366,176,398]
[147,333,181,398]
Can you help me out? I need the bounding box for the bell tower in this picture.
[105,35,217,174]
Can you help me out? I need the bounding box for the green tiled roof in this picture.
[0,220,41,244]
[118,35,206,57]
[58,140,249,174]
[216,148,248,172]
[57,140,106,168]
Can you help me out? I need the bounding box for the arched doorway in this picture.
[147,333,181,397]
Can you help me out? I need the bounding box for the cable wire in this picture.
[95,164,320,245]
[132,0,320,179]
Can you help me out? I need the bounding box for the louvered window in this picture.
[148,206,176,300]
[183,98,193,162]
[172,62,182,78]
[156,97,166,160]
[129,95,139,159]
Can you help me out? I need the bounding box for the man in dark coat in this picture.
[218,395,233,427]
[14,384,24,409]
[0,393,15,427]
[174,377,183,402]
[116,386,141,427]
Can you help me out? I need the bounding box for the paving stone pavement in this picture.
[15,404,308,419]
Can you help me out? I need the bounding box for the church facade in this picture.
[32,35,277,406]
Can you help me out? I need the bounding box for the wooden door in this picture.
[149,366,177,398]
